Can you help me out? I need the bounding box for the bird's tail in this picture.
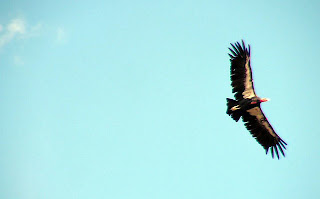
[226,98,242,122]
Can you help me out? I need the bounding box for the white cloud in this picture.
[13,55,24,66]
[56,27,67,44]
[8,19,26,34]
[30,23,42,34]
[0,18,26,48]
[0,18,43,50]
[0,18,68,49]
[21,23,42,39]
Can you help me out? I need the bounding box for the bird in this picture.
[226,40,287,159]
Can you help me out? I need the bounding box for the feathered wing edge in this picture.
[265,137,287,159]
[228,40,251,60]
[228,40,256,100]
[242,106,287,159]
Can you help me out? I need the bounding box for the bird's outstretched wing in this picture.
[242,106,287,159]
[229,40,256,100]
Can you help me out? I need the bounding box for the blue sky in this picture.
[1,1,320,198]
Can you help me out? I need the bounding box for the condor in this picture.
[226,40,287,159]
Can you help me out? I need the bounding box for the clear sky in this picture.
[1,0,320,198]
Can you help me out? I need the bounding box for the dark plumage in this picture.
[226,40,287,159]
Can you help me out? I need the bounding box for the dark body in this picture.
[226,40,287,159]
[237,98,259,112]
[226,97,261,122]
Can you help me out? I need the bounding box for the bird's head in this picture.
[260,98,270,103]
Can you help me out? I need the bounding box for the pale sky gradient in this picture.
[1,1,320,199]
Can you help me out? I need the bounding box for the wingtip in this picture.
[230,43,239,54]
[265,149,269,156]
[230,40,251,57]
[266,143,286,159]
[274,146,280,159]
[241,40,245,48]
[278,144,286,157]
[271,147,274,158]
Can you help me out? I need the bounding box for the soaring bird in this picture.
[226,40,287,159]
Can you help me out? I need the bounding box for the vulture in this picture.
[226,40,287,159]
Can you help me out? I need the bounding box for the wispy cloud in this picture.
[56,27,67,44]
[0,18,68,49]
[22,23,43,39]
[0,18,43,67]
[0,18,43,49]
[13,55,24,66]
[0,18,26,48]
[8,18,26,34]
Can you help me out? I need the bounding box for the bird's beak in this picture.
[260,98,270,102]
